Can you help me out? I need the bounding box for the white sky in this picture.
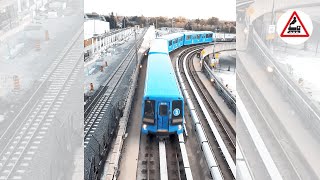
[84,0,236,21]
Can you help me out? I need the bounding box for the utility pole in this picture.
[172,18,173,28]
[171,18,174,32]
[134,28,138,66]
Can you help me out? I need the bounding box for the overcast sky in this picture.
[84,0,236,21]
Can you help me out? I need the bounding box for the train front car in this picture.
[141,39,184,135]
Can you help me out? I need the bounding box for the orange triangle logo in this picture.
[280,11,309,37]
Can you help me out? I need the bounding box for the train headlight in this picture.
[178,125,182,130]
[143,124,147,130]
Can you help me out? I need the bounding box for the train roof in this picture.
[158,33,184,41]
[149,39,169,55]
[183,31,214,35]
[144,54,183,99]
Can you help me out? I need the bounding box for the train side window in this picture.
[144,100,155,118]
[169,41,172,46]
[180,37,183,41]
[174,39,177,44]
[197,35,200,39]
[208,34,213,38]
[186,35,191,40]
[159,104,168,116]
[172,100,182,118]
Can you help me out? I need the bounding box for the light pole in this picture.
[123,17,126,29]
[270,0,276,49]
[171,18,175,32]
[156,17,158,29]
[134,28,138,66]
[271,0,275,25]
[213,27,219,61]
[171,18,173,28]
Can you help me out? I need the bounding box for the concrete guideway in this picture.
[182,49,236,177]
[176,46,225,180]
[236,140,253,180]
[236,91,283,180]
[238,50,320,179]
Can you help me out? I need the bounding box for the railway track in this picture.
[137,135,185,180]
[0,29,83,179]
[137,135,160,180]
[83,37,144,148]
[137,135,188,180]
[165,136,184,180]
[187,51,236,158]
[177,46,235,179]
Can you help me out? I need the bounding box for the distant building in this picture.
[0,0,48,32]
[84,13,110,47]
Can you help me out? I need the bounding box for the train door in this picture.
[157,102,169,130]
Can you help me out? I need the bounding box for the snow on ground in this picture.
[215,69,236,97]
[213,53,236,97]
[277,55,320,107]
[83,33,136,94]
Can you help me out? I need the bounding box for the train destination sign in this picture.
[277,10,313,45]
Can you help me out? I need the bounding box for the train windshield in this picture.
[172,100,183,118]
[206,34,213,38]
[159,104,168,116]
[144,100,155,118]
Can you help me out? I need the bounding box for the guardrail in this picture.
[203,62,236,114]
[201,44,236,114]
[249,25,320,139]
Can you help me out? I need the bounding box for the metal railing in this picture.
[248,23,320,139]
[202,48,236,114]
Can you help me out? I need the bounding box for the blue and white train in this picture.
[141,31,214,135]
[141,39,184,135]
[158,31,214,52]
